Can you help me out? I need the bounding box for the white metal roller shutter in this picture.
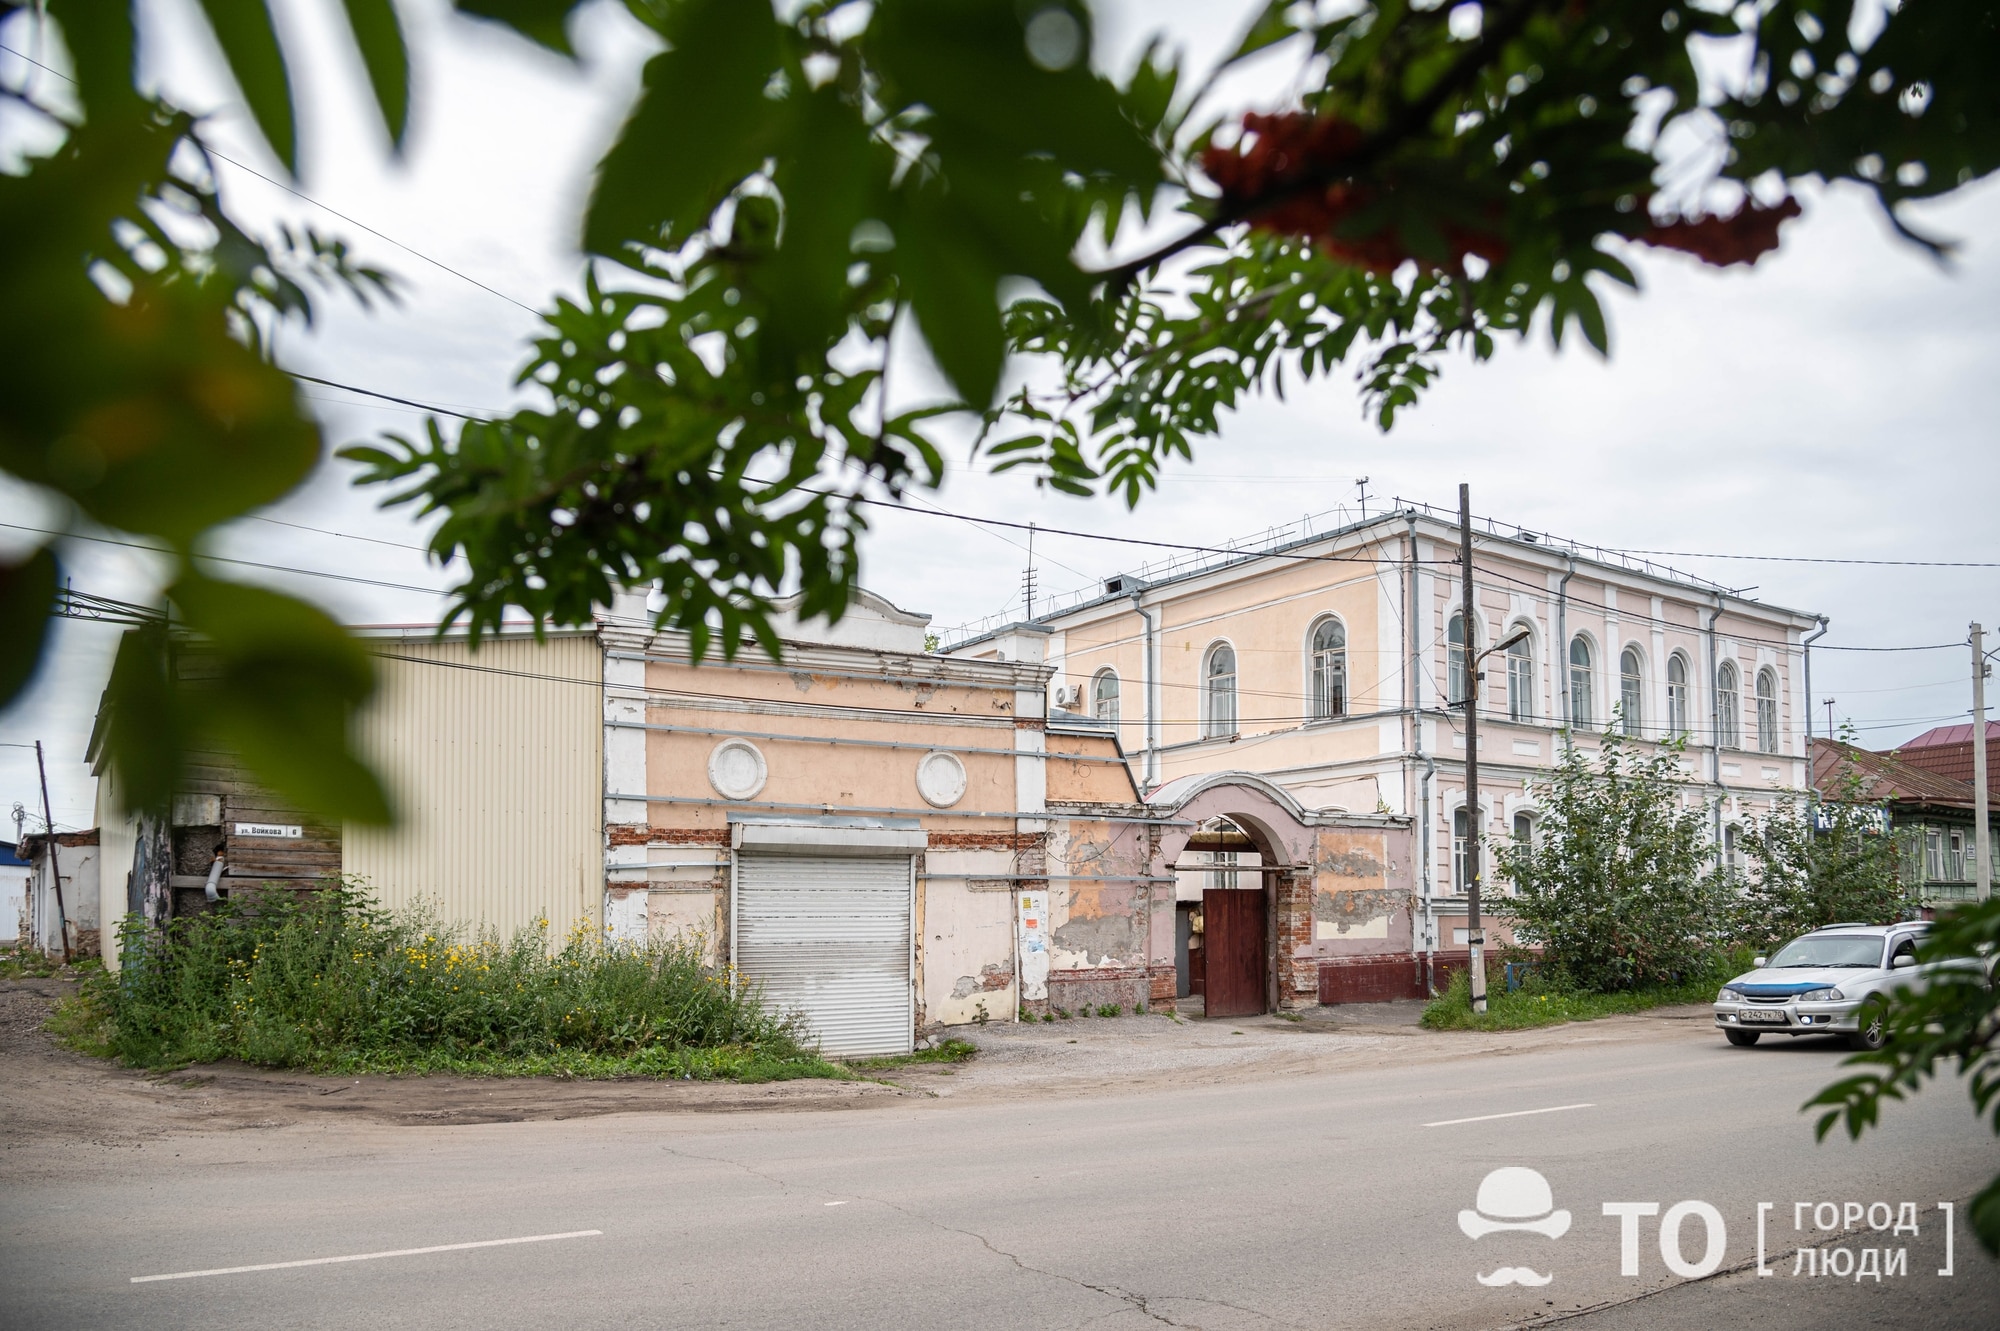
[734,854,913,1057]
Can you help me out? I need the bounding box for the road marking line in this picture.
[131,1230,603,1283]
[1424,1103,1595,1128]
[825,1200,850,1207]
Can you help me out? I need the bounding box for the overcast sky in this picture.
[2,0,1995,832]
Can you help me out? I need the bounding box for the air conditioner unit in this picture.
[1053,684,1083,709]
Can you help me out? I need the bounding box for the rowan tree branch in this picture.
[1091,0,1550,294]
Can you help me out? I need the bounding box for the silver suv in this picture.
[1712,923,1928,1051]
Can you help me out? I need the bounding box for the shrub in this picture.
[70,883,831,1079]
[1734,753,1911,950]
[1497,732,1728,992]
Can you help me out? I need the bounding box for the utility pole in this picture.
[33,741,70,965]
[1973,624,1991,903]
[1458,484,1487,1014]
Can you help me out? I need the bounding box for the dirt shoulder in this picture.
[0,982,1723,1151]
[0,982,910,1154]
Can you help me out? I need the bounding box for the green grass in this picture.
[55,885,840,1082]
[0,947,95,981]
[843,1038,978,1070]
[1420,950,1748,1031]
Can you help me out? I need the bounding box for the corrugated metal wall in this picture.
[344,634,602,941]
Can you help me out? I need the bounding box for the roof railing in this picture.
[934,496,1737,650]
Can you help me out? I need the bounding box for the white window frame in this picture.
[1092,668,1120,724]
[1619,646,1644,738]
[1717,662,1741,749]
[1203,641,1238,739]
[1666,653,1690,738]
[1308,616,1348,721]
[1755,668,1779,755]
[1505,626,1535,722]
[1568,635,1594,730]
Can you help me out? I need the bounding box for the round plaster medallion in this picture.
[707,739,768,800]
[915,750,969,808]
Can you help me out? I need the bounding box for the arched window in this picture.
[1756,668,1779,754]
[1512,811,1536,847]
[1666,654,1690,738]
[1723,823,1743,875]
[1505,631,1534,722]
[1446,614,1470,706]
[1568,636,1594,729]
[1717,662,1740,748]
[1619,647,1644,737]
[1092,669,1120,724]
[1310,618,1347,720]
[1204,643,1237,738]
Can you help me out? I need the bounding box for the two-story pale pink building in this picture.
[949,500,1822,997]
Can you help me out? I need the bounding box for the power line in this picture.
[287,371,497,421]
[0,522,448,598]
[1600,546,2000,571]
[247,513,441,556]
[0,40,541,318]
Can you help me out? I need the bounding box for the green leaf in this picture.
[1223,0,1301,67]
[196,0,298,174]
[0,546,59,709]
[453,0,584,56]
[100,622,185,817]
[757,89,883,359]
[896,187,1005,407]
[340,0,411,148]
[583,0,782,256]
[168,574,391,825]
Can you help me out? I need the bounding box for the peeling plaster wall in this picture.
[922,878,1016,1026]
[1310,826,1414,954]
[1038,814,1170,1011]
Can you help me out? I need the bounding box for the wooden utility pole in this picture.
[1458,485,1487,1014]
[34,741,70,965]
[1973,623,1991,903]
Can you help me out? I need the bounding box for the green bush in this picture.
[1734,751,1911,949]
[65,884,837,1080]
[1498,732,1729,993]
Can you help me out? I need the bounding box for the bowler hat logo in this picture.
[1461,1167,1569,1287]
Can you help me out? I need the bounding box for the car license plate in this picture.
[1740,1008,1789,1025]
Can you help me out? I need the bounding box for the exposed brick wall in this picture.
[927,831,1043,851]
[608,825,727,846]
[1275,870,1316,1009]
[1048,967,1150,1014]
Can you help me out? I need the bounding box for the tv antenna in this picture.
[1022,522,1038,620]
[1355,477,1371,518]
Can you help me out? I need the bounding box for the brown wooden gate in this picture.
[1201,887,1266,1017]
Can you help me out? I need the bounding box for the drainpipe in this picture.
[1705,591,1726,867]
[1555,552,1577,752]
[1131,591,1160,791]
[1802,615,1829,804]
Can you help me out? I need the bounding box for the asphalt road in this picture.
[4,1018,1995,1331]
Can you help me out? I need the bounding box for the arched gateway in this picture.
[1036,771,1416,1019]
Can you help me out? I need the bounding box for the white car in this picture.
[1712,923,1927,1051]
